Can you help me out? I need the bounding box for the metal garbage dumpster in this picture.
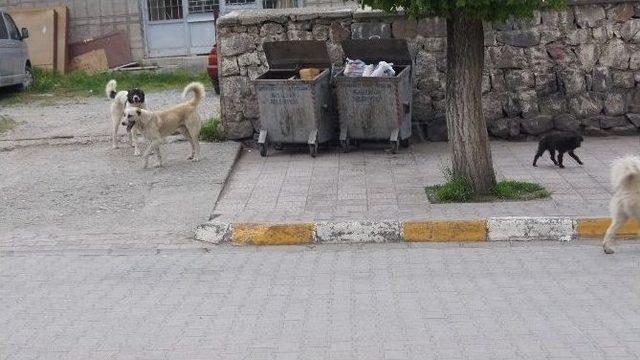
[334,39,412,153]
[254,40,335,157]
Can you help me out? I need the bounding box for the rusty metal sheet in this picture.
[263,41,331,70]
[69,31,132,69]
[341,39,412,66]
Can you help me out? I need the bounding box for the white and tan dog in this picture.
[123,82,204,168]
[106,79,146,155]
[603,156,640,254]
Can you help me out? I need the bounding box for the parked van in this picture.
[0,11,32,89]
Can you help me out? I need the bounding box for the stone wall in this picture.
[1,0,145,60]
[218,1,640,141]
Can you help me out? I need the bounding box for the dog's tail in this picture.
[182,82,205,107]
[106,80,118,99]
[611,156,640,191]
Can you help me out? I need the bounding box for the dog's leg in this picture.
[557,152,565,168]
[142,140,161,169]
[155,143,162,167]
[112,118,119,149]
[603,213,628,254]
[185,124,201,161]
[569,151,583,165]
[533,148,545,167]
[132,129,141,156]
[548,149,558,166]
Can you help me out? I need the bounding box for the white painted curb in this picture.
[487,217,575,242]
[316,221,401,243]
[194,221,230,244]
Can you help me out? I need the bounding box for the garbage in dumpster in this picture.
[343,58,396,78]
[299,67,320,80]
[344,58,366,77]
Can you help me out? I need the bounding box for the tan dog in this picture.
[123,82,204,168]
[603,156,640,254]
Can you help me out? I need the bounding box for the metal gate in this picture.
[142,0,217,58]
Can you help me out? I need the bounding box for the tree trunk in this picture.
[445,14,496,195]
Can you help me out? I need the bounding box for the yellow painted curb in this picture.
[403,220,487,242]
[232,223,315,245]
[576,218,640,238]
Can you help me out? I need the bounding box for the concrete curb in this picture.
[195,217,640,245]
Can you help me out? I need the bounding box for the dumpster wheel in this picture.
[309,142,318,158]
[391,140,400,154]
[340,139,349,153]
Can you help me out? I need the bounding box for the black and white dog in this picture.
[533,132,584,168]
[106,79,146,155]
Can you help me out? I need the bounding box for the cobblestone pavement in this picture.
[0,141,240,251]
[213,137,639,223]
[3,241,640,360]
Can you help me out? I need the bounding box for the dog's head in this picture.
[570,134,584,148]
[122,108,144,132]
[127,88,146,106]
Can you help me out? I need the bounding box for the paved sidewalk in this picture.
[213,137,638,223]
[3,241,640,360]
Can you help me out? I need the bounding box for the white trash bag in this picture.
[371,61,395,77]
[344,58,366,77]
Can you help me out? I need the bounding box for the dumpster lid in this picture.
[341,39,412,66]
[263,41,331,70]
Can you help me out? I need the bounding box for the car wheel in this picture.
[20,64,34,90]
[212,76,220,95]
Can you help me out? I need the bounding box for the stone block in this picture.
[505,70,535,91]
[574,5,606,28]
[569,93,604,118]
[392,19,417,38]
[626,113,640,128]
[592,66,612,92]
[219,33,257,57]
[351,22,391,39]
[626,89,640,113]
[496,29,541,47]
[521,115,554,135]
[554,114,580,132]
[604,92,625,116]
[490,46,528,69]
[600,39,630,70]
[607,3,636,23]
[560,70,586,94]
[489,118,520,139]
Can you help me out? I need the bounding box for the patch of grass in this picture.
[0,115,17,135]
[426,167,551,203]
[493,180,551,201]
[1,67,210,104]
[426,175,473,203]
[200,117,225,142]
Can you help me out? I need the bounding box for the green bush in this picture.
[200,118,224,142]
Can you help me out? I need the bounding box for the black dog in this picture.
[533,132,584,168]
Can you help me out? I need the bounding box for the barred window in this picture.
[188,0,217,13]
[226,0,254,5]
[148,0,184,21]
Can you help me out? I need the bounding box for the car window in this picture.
[4,14,21,41]
[0,13,8,39]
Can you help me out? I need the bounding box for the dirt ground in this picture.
[0,90,238,251]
